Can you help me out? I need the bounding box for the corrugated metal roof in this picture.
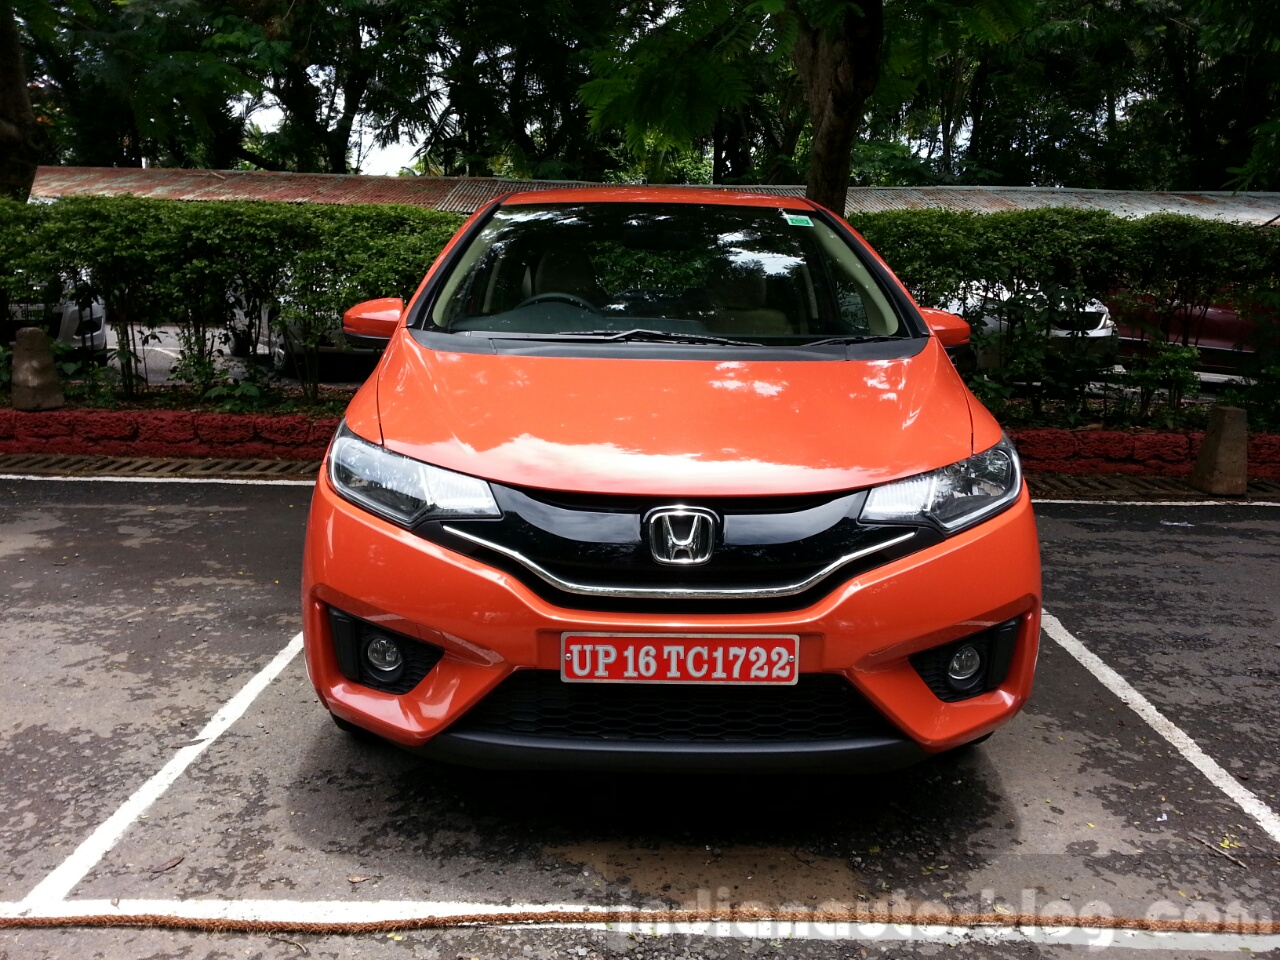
[433,177,588,212]
[30,166,1280,223]
[30,166,465,207]
[842,185,1280,223]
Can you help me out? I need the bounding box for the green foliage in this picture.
[1118,214,1274,334]
[7,196,464,404]
[1121,341,1201,424]
[272,203,461,399]
[14,0,1280,194]
[38,196,180,397]
[0,200,54,322]
[851,207,985,306]
[855,207,1126,304]
[203,380,263,412]
[10,195,1280,431]
[853,207,1273,335]
[16,0,265,169]
[854,206,1280,426]
[582,1,767,181]
[1228,365,1280,432]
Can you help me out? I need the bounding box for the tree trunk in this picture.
[0,3,44,201]
[788,0,883,214]
[965,57,991,172]
[712,114,727,183]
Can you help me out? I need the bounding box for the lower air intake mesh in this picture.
[448,671,894,743]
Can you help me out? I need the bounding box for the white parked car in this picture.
[6,297,109,361]
[941,283,1117,371]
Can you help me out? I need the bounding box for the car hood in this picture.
[373,334,976,497]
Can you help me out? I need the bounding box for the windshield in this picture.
[428,203,906,342]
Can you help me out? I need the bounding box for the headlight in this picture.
[328,423,500,526]
[860,437,1022,533]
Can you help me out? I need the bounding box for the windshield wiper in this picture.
[562,328,762,347]
[800,335,904,346]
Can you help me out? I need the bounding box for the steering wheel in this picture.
[516,292,601,313]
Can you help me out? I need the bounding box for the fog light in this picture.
[947,644,982,684]
[364,635,404,680]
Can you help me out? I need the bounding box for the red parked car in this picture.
[1116,300,1262,375]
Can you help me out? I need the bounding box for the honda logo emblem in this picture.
[645,507,717,566]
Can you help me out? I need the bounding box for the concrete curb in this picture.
[3,410,1280,477]
[1010,427,1280,479]
[0,409,340,461]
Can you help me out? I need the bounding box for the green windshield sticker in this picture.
[785,214,813,227]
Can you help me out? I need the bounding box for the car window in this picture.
[429,204,903,341]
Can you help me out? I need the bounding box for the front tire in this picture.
[329,712,378,742]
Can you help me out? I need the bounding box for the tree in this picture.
[583,0,1027,210]
[0,2,44,200]
[416,0,622,179]
[583,0,887,209]
[231,0,445,174]
[788,1,884,210]
[17,0,268,169]
[928,0,1280,190]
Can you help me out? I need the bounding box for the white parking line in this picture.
[1042,613,1280,846]
[6,534,1277,949]
[17,633,303,908]
[1034,499,1280,507]
[0,474,315,486]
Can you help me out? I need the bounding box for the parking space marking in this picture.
[1042,612,1280,846]
[3,487,1276,951]
[1034,499,1280,507]
[16,633,304,909]
[0,474,315,486]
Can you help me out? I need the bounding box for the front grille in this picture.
[1055,310,1110,332]
[426,482,937,613]
[448,671,895,742]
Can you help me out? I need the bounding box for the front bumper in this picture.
[416,731,926,773]
[302,474,1042,770]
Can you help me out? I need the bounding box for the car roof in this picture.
[499,185,819,209]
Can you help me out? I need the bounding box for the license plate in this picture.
[560,633,799,685]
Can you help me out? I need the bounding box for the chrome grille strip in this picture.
[440,525,916,600]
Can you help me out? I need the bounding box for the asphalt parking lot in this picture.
[1,476,1278,959]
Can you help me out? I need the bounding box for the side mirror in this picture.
[919,308,970,348]
[343,297,404,347]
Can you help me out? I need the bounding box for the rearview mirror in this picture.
[343,297,404,347]
[918,308,970,348]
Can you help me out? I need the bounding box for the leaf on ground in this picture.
[149,855,184,874]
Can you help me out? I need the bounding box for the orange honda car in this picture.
[302,187,1042,772]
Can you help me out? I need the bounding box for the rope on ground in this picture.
[2,908,1278,935]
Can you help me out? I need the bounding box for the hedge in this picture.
[849,207,1278,323]
[850,207,1280,426]
[2,196,1278,423]
[0,196,466,400]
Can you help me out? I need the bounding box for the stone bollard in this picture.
[10,327,66,412]
[1189,406,1247,496]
